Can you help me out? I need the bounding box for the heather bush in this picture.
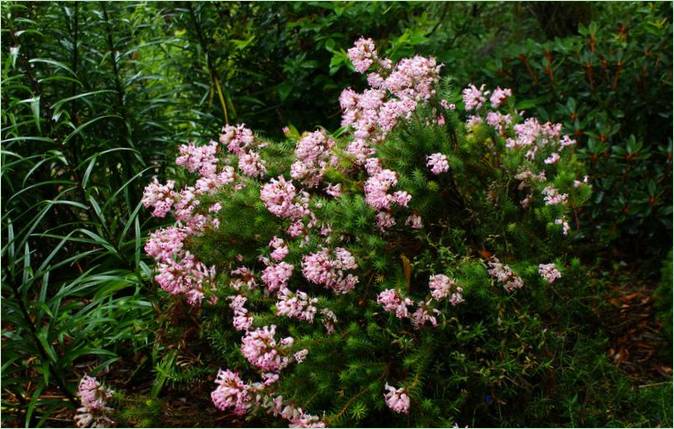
[139,39,593,427]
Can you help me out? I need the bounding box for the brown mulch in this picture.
[605,284,672,382]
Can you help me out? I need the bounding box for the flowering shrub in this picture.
[142,38,590,426]
[74,376,115,428]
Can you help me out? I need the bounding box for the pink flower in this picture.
[364,169,398,210]
[325,183,342,197]
[301,247,359,294]
[462,84,487,111]
[220,124,255,155]
[142,178,176,218]
[466,115,483,128]
[269,236,289,261]
[384,383,410,414]
[145,226,186,263]
[384,55,441,101]
[238,151,267,177]
[75,376,114,427]
[275,287,318,322]
[230,266,257,290]
[560,135,576,147]
[290,130,337,187]
[77,376,112,412]
[426,153,449,175]
[486,111,513,133]
[154,252,215,306]
[211,369,251,415]
[487,256,524,293]
[405,214,423,229]
[375,211,396,231]
[555,217,571,235]
[490,87,512,108]
[240,325,291,372]
[410,305,440,329]
[428,274,464,305]
[542,186,568,205]
[261,262,294,293]
[176,141,218,177]
[539,263,562,283]
[320,308,337,334]
[260,177,303,219]
[229,295,253,331]
[347,37,378,73]
[377,289,413,318]
[544,152,560,164]
[294,349,309,363]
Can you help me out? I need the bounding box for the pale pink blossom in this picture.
[229,295,253,331]
[211,369,251,415]
[462,84,487,111]
[405,214,423,229]
[539,263,562,283]
[238,151,267,177]
[275,287,318,322]
[154,252,215,306]
[544,152,560,164]
[428,274,464,305]
[269,236,289,261]
[142,178,176,218]
[220,124,255,155]
[555,217,571,235]
[294,349,309,363]
[301,247,359,294]
[384,383,410,414]
[376,211,396,231]
[487,256,524,293]
[348,37,378,73]
[426,153,449,175]
[377,289,413,318]
[542,186,568,205]
[410,305,440,329]
[240,325,291,372]
[145,226,186,263]
[176,141,218,177]
[231,266,257,290]
[490,87,512,108]
[261,262,294,293]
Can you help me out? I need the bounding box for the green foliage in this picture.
[1,2,671,428]
[469,2,673,258]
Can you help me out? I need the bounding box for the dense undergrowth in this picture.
[1,1,671,427]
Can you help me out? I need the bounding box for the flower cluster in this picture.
[154,252,215,306]
[276,287,318,322]
[383,384,410,414]
[428,274,464,306]
[538,263,562,283]
[341,38,440,162]
[211,369,251,416]
[426,153,449,175]
[377,289,413,318]
[377,274,464,329]
[221,124,267,177]
[141,178,175,218]
[261,262,294,293]
[291,130,338,187]
[487,257,524,293]
[229,295,253,332]
[301,247,359,294]
[260,176,309,220]
[240,325,293,372]
[74,376,114,428]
